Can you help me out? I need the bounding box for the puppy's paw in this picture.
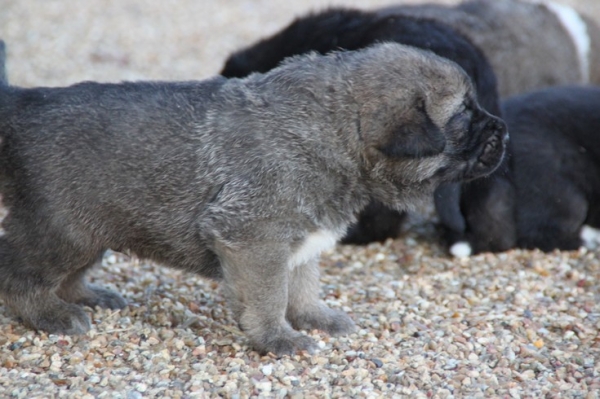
[24,303,91,335]
[78,285,127,310]
[449,241,472,257]
[290,306,355,336]
[580,225,600,249]
[253,331,318,357]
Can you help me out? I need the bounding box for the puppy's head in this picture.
[344,43,507,206]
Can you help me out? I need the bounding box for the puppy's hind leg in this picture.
[517,184,588,251]
[286,258,355,336]
[216,241,317,357]
[56,252,127,310]
[0,236,92,335]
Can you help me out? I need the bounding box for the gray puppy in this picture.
[380,0,600,97]
[0,42,506,355]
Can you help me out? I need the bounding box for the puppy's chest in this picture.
[288,229,341,268]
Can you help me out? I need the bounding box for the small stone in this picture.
[255,381,272,392]
[192,345,206,356]
[146,337,160,346]
[136,383,147,393]
[261,364,273,376]
[520,370,535,381]
[127,391,143,399]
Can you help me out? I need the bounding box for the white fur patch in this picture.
[450,241,472,258]
[580,225,600,249]
[544,1,591,82]
[288,229,339,269]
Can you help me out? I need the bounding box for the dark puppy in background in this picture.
[380,0,600,97]
[378,0,600,255]
[448,86,600,255]
[222,8,502,244]
[0,42,507,355]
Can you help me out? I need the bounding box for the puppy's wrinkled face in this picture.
[354,45,507,193]
[439,94,508,181]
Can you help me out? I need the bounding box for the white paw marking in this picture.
[288,229,340,268]
[544,1,591,82]
[450,241,472,258]
[580,225,600,248]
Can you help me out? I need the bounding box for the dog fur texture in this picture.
[0,42,506,355]
[443,85,600,255]
[380,0,600,97]
[221,7,503,244]
[0,41,6,86]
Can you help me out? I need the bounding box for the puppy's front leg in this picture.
[286,258,355,335]
[216,242,317,356]
[56,257,127,310]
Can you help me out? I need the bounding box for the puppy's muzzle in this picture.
[465,116,508,179]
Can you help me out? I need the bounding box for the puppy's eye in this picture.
[448,102,473,141]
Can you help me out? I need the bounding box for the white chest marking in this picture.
[544,1,591,82]
[288,229,339,269]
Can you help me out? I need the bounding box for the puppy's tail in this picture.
[0,40,7,86]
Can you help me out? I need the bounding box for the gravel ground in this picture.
[0,1,599,398]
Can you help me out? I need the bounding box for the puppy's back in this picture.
[502,86,600,161]
[502,86,600,213]
[0,78,228,232]
[380,0,584,97]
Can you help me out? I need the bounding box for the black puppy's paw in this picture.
[580,225,600,249]
[449,241,472,258]
[289,306,355,336]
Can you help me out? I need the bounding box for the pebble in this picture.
[261,364,273,376]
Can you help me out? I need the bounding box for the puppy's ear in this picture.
[379,111,445,158]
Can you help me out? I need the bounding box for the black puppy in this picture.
[222,8,502,244]
[440,85,600,255]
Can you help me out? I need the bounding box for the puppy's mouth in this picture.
[463,116,508,180]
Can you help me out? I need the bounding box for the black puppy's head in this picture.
[221,9,372,78]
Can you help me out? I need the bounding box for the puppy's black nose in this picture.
[486,116,508,137]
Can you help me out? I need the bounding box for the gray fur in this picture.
[379,0,600,97]
[0,43,506,355]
